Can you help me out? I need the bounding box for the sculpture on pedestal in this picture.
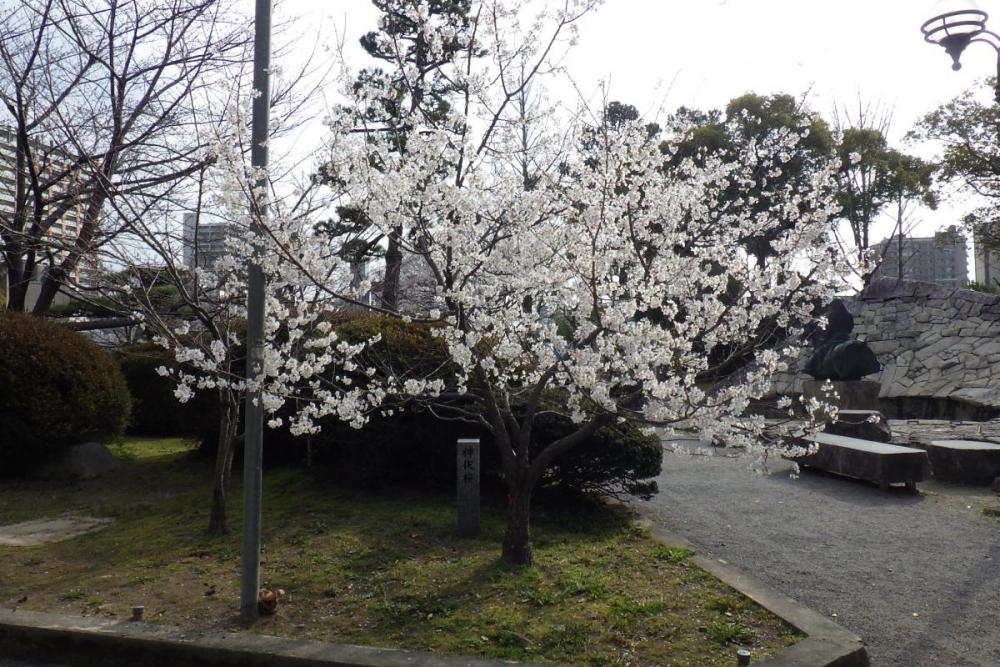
[803,299,880,381]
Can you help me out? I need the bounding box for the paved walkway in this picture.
[636,436,1000,666]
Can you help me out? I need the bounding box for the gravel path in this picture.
[636,437,1000,667]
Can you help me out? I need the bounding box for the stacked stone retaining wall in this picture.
[772,278,1000,418]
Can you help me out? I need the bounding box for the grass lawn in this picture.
[0,437,801,665]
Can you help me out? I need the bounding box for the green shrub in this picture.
[302,410,484,488]
[531,411,661,499]
[46,297,119,319]
[968,280,1000,295]
[191,312,662,499]
[0,313,131,471]
[308,314,661,497]
[330,312,450,379]
[116,343,218,438]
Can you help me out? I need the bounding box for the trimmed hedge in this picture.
[532,412,661,499]
[116,343,219,439]
[304,408,661,499]
[0,313,131,471]
[293,314,661,497]
[137,312,662,498]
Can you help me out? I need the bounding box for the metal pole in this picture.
[240,0,271,622]
[995,50,1000,104]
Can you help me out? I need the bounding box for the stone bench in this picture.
[824,409,892,442]
[926,440,1000,485]
[796,432,930,491]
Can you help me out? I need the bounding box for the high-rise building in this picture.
[182,211,233,271]
[870,229,968,288]
[0,126,100,306]
[973,235,1000,288]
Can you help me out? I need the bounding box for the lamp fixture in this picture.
[921,7,1000,101]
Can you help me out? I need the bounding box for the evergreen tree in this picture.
[834,127,936,283]
[318,1,477,310]
[910,82,999,254]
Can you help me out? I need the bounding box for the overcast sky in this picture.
[286,0,996,263]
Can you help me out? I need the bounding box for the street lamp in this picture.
[921,7,1000,101]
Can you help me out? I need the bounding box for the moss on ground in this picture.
[0,437,802,665]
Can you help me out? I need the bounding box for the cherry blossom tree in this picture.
[151,0,849,564]
[320,122,846,564]
[302,1,846,565]
[91,26,350,535]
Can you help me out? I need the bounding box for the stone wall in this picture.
[772,278,1000,415]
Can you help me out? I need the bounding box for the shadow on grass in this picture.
[0,438,801,666]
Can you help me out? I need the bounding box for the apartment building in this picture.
[870,229,969,288]
[0,126,100,306]
[973,230,1000,287]
[182,211,234,271]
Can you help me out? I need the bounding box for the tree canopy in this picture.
[666,93,835,266]
[835,126,937,282]
[911,81,1000,250]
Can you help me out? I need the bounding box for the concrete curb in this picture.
[641,522,870,667]
[0,608,536,667]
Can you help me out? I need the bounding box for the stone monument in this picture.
[803,299,880,383]
[802,299,890,441]
[456,438,480,537]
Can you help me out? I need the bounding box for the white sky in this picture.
[284,0,997,270]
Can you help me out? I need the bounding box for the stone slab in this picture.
[796,433,929,489]
[929,439,1000,451]
[925,439,1000,485]
[802,381,880,412]
[0,517,113,547]
[823,410,892,443]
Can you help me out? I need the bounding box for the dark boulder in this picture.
[36,442,118,480]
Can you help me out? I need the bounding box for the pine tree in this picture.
[318,0,477,311]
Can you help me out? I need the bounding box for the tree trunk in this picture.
[6,281,27,312]
[4,261,30,312]
[208,393,238,535]
[381,227,403,312]
[501,478,534,566]
[207,481,228,536]
[31,270,64,315]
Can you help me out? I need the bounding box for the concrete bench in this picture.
[926,440,1000,485]
[796,432,930,491]
[824,409,892,442]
